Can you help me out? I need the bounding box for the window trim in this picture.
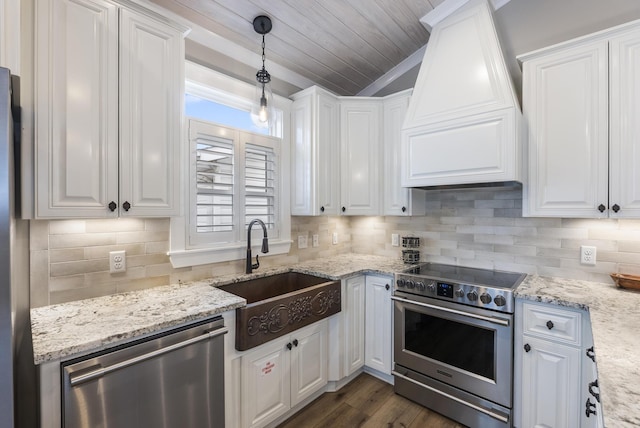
[169,61,291,268]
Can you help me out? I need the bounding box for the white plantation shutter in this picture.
[188,119,281,248]
[244,143,276,230]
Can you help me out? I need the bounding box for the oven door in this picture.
[392,292,513,407]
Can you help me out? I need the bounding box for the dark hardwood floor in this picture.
[277,373,466,428]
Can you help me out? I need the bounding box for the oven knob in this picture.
[480,293,492,304]
[494,295,507,307]
[466,291,478,301]
[407,280,416,289]
[454,288,465,298]
[416,281,426,291]
[426,282,436,292]
[397,278,406,288]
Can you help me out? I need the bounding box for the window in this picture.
[169,61,291,268]
[187,120,280,249]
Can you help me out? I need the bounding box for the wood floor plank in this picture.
[277,373,464,428]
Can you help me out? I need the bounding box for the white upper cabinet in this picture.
[401,0,522,188]
[290,86,340,216]
[339,98,382,216]
[382,91,425,216]
[35,0,186,218]
[521,22,640,218]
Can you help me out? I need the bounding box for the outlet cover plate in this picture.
[298,235,308,249]
[312,234,319,247]
[392,234,399,247]
[109,250,126,273]
[580,245,597,266]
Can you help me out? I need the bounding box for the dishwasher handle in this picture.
[69,326,228,387]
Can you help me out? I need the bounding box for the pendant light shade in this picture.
[251,15,273,128]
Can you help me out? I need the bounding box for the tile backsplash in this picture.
[30,188,640,307]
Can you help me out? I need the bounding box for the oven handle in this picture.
[390,295,510,327]
[392,370,509,424]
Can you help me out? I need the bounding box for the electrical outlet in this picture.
[298,235,308,249]
[392,234,399,247]
[312,234,319,247]
[580,246,597,266]
[109,250,126,273]
[332,232,338,245]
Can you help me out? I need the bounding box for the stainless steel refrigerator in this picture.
[0,66,36,428]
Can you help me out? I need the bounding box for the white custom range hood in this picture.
[401,0,522,188]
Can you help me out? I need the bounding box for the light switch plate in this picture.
[312,234,319,247]
[392,234,399,247]
[332,232,338,245]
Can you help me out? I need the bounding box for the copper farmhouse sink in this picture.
[220,272,341,351]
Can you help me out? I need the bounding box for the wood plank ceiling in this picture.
[149,0,443,95]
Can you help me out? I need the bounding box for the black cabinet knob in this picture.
[292,339,298,347]
[612,204,620,213]
[585,398,597,417]
[546,320,554,330]
[385,284,390,290]
[586,346,596,362]
[286,342,292,351]
[524,344,531,353]
[320,206,325,212]
[108,201,117,212]
[598,204,606,213]
[589,379,600,402]
[401,206,406,213]
[123,201,131,211]
[341,207,346,213]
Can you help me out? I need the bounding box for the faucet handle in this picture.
[252,254,260,271]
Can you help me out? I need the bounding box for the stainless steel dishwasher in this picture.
[61,316,227,428]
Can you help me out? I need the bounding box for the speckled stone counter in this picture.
[30,280,246,364]
[31,254,408,365]
[516,275,640,428]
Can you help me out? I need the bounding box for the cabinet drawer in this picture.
[522,302,582,346]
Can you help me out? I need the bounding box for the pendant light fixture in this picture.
[251,15,273,128]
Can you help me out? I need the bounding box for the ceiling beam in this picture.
[356,45,426,96]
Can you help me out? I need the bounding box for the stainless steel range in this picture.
[392,263,525,428]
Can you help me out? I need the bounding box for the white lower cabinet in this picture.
[343,275,366,377]
[240,320,328,428]
[515,300,604,428]
[364,274,393,375]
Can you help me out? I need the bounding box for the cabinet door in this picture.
[609,29,640,218]
[35,0,119,218]
[522,41,609,217]
[340,100,381,216]
[521,336,581,428]
[364,275,393,375]
[119,8,183,217]
[344,275,365,376]
[290,88,340,216]
[383,92,425,216]
[241,337,291,428]
[290,321,328,406]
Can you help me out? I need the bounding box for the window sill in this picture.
[168,239,292,268]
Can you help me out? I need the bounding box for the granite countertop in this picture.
[30,254,408,365]
[30,280,246,364]
[516,275,640,428]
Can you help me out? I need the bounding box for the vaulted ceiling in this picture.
[149,0,444,96]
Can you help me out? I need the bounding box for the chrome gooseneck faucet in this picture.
[246,219,269,274]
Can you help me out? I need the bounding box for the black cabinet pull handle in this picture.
[286,342,292,351]
[292,339,298,347]
[108,201,117,212]
[612,204,620,213]
[586,346,596,362]
[598,204,606,213]
[341,207,346,213]
[122,201,131,211]
[401,206,406,213]
[524,344,531,353]
[546,320,554,330]
[320,206,325,213]
[385,284,390,290]
[585,398,597,417]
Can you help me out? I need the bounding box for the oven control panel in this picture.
[395,275,513,313]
